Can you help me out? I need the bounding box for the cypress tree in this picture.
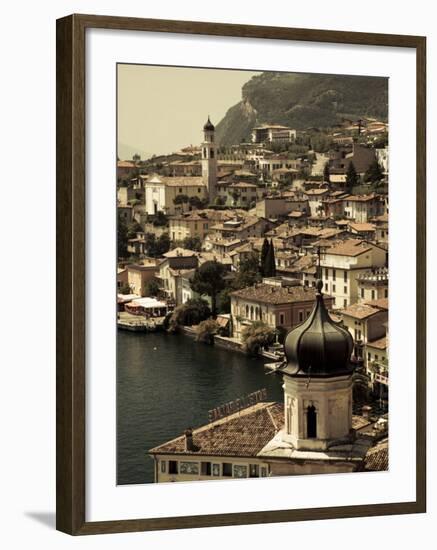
[264,240,277,277]
[323,162,330,184]
[269,240,277,277]
[346,161,359,192]
[260,237,270,277]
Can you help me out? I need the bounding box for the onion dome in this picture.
[283,280,354,377]
[203,116,215,131]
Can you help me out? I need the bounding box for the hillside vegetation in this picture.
[215,72,388,146]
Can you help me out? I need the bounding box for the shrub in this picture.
[196,319,219,344]
[167,298,211,333]
[242,321,276,356]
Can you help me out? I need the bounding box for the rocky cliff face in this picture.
[215,72,388,146]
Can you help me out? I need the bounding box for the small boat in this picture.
[264,362,284,374]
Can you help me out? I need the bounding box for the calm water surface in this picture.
[117,331,283,484]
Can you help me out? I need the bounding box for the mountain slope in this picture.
[215,72,388,146]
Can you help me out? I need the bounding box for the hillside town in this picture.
[117,112,389,482]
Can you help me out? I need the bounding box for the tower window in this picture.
[307,405,317,438]
[210,149,215,158]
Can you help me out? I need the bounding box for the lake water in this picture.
[117,331,284,485]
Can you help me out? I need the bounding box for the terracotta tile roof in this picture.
[325,239,372,257]
[229,182,258,189]
[163,247,198,258]
[164,178,205,187]
[290,255,316,272]
[149,402,284,458]
[364,438,388,471]
[371,212,389,223]
[304,188,330,196]
[346,193,379,202]
[145,176,204,187]
[341,303,381,320]
[126,263,157,272]
[349,223,376,232]
[288,211,305,218]
[366,336,388,350]
[364,298,389,311]
[231,283,318,305]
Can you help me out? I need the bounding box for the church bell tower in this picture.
[201,116,217,202]
[281,279,355,451]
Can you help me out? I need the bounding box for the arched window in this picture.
[250,306,254,320]
[246,305,249,318]
[307,405,317,438]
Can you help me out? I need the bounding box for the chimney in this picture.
[362,405,372,419]
[184,428,195,451]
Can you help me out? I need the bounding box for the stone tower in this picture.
[201,116,217,202]
[281,279,355,451]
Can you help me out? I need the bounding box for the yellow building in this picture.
[168,211,210,242]
[126,261,159,296]
[230,281,334,340]
[320,239,387,308]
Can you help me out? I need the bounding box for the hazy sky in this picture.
[117,64,259,159]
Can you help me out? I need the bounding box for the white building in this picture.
[252,125,297,144]
[320,239,387,308]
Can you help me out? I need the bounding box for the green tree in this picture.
[182,236,202,251]
[118,283,132,295]
[363,159,384,184]
[214,196,226,207]
[152,211,168,227]
[143,279,160,297]
[230,190,241,206]
[217,288,231,314]
[144,232,170,257]
[188,196,204,209]
[173,194,189,205]
[263,240,277,277]
[323,162,330,184]
[190,261,227,318]
[127,220,143,239]
[260,238,270,277]
[196,319,219,344]
[167,298,211,332]
[155,233,170,256]
[117,213,129,259]
[346,161,359,191]
[242,321,276,356]
[233,251,261,289]
[316,204,325,217]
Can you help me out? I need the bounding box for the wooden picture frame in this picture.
[56,13,426,535]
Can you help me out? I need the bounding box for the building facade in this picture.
[230,281,334,340]
[321,240,387,308]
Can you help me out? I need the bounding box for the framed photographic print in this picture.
[56,14,426,535]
